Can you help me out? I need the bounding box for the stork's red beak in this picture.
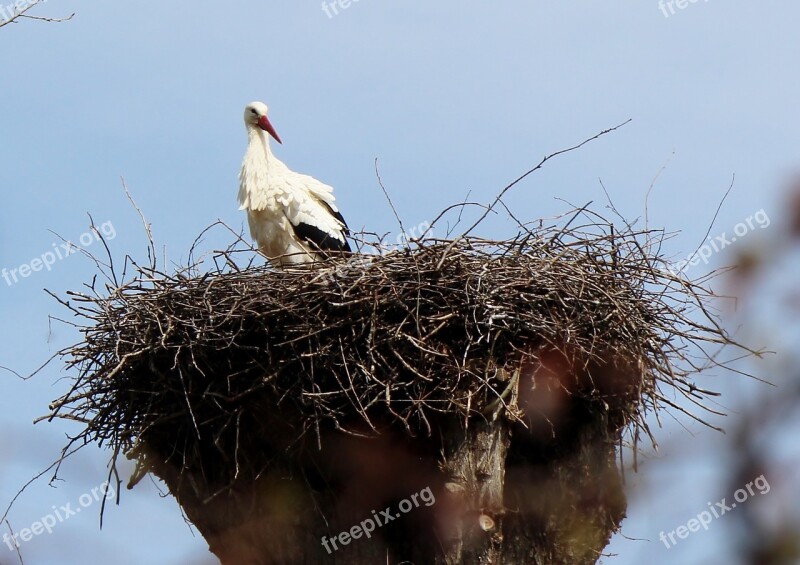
[258,115,282,144]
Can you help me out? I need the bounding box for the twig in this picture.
[0,0,73,29]
[461,119,632,237]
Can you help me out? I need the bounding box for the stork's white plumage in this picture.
[238,101,351,268]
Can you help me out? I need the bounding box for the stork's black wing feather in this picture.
[292,221,351,253]
[290,200,352,254]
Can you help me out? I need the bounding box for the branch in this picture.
[461,119,632,237]
[0,0,74,30]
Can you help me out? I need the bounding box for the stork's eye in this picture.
[250,109,258,115]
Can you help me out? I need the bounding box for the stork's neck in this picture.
[247,126,275,162]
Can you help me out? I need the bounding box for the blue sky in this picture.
[1,1,797,563]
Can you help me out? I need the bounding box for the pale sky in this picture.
[1,1,798,563]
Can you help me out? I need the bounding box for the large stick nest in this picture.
[44,205,748,496]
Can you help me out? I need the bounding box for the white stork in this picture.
[238,101,351,267]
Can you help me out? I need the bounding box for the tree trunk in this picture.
[144,395,626,564]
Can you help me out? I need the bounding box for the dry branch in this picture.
[0,0,73,29]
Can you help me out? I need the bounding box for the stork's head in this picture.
[244,101,282,144]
